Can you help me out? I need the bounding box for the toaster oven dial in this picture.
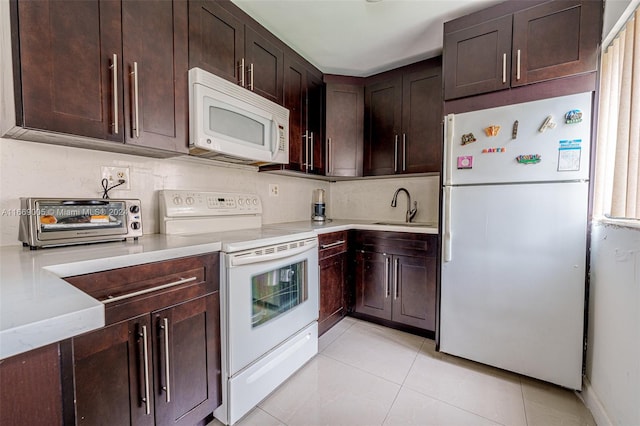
[131,222,141,230]
[129,205,140,214]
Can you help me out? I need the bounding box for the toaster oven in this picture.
[18,198,142,249]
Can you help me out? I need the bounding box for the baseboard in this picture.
[577,377,613,426]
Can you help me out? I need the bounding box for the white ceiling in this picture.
[232,0,504,77]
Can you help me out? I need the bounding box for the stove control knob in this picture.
[131,222,141,230]
[173,196,183,205]
[252,198,259,206]
[186,197,194,205]
[238,198,244,205]
[129,205,140,214]
[245,198,251,206]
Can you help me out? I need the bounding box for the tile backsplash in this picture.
[0,138,439,246]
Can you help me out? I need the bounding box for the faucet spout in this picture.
[391,188,418,223]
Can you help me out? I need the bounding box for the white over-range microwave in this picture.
[188,67,289,165]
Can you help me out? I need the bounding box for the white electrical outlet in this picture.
[101,166,131,190]
[269,184,279,197]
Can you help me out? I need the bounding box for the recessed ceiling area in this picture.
[231,0,503,77]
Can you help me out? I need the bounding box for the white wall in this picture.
[331,176,439,224]
[0,138,440,247]
[0,138,331,246]
[585,222,640,426]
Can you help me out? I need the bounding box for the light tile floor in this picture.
[211,317,596,426]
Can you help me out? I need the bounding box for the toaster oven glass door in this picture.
[37,200,128,240]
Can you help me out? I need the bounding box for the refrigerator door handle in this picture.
[443,186,452,262]
[444,114,454,186]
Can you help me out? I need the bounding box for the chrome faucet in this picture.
[391,188,417,223]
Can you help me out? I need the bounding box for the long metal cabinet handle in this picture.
[248,63,254,90]
[102,276,198,304]
[402,133,407,171]
[111,54,118,134]
[394,258,400,300]
[320,240,345,249]
[516,49,521,81]
[140,325,151,415]
[394,135,398,173]
[327,138,332,174]
[310,132,314,171]
[303,131,309,168]
[502,53,507,84]
[238,58,245,87]
[161,318,171,403]
[384,255,390,297]
[132,62,139,138]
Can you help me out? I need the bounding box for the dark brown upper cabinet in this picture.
[15,0,124,143]
[444,0,602,100]
[325,79,364,177]
[122,0,189,153]
[189,0,284,104]
[281,56,324,174]
[364,58,442,176]
[14,0,188,154]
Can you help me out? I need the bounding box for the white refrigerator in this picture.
[440,92,593,390]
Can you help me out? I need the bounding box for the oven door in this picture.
[223,238,319,376]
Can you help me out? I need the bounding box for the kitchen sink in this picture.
[373,221,437,227]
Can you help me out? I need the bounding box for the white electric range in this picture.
[159,190,319,425]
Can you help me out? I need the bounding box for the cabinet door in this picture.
[364,77,402,176]
[443,15,512,100]
[319,252,346,335]
[245,26,284,104]
[17,0,123,141]
[0,344,63,426]
[73,316,154,426]
[391,255,436,331]
[307,71,325,174]
[401,65,443,173]
[188,0,245,85]
[325,83,364,177]
[355,251,392,320]
[511,0,600,87]
[283,56,306,172]
[153,294,221,426]
[122,0,188,153]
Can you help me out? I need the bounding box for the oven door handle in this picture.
[229,240,318,267]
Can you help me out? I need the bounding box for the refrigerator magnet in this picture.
[482,147,506,153]
[512,120,519,139]
[484,125,500,137]
[558,147,581,171]
[457,156,473,169]
[461,133,477,145]
[565,110,583,124]
[516,154,541,164]
[538,115,557,132]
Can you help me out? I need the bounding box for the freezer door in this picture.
[440,182,587,389]
[445,92,593,185]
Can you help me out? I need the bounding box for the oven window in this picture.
[251,260,307,328]
[37,200,127,233]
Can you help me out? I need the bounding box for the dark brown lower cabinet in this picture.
[65,253,221,426]
[353,231,437,333]
[0,343,64,426]
[318,232,348,335]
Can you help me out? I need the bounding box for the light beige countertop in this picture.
[264,219,439,235]
[0,220,437,360]
[0,234,222,360]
